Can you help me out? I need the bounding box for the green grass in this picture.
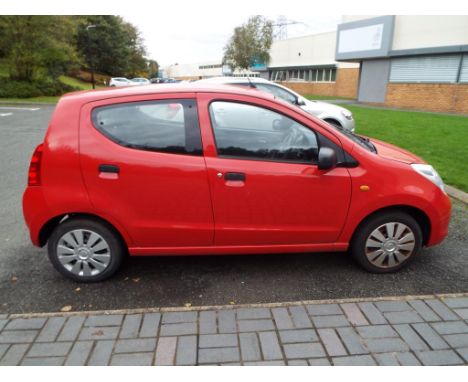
[304,94,355,101]
[0,96,59,104]
[59,75,104,90]
[348,105,468,192]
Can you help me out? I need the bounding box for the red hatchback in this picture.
[23,84,451,282]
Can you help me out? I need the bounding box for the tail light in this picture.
[28,143,44,186]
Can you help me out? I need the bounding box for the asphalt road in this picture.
[0,104,467,314]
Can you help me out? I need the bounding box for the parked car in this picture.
[197,77,355,132]
[151,77,180,84]
[23,83,451,282]
[109,77,139,87]
[131,78,151,85]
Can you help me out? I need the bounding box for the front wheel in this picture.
[350,211,422,273]
[47,218,125,282]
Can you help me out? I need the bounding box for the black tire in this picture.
[47,218,125,282]
[350,211,422,273]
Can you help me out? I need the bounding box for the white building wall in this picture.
[341,15,468,51]
[391,16,468,51]
[164,61,259,79]
[269,32,359,69]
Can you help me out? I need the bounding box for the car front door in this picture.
[197,93,352,247]
[79,94,214,249]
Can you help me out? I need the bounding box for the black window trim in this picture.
[207,99,321,165]
[91,98,204,157]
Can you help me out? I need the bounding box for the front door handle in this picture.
[98,164,120,174]
[224,172,246,181]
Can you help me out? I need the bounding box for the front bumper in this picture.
[426,190,452,246]
[339,117,356,133]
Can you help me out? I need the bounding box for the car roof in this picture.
[60,83,276,104]
[198,76,270,84]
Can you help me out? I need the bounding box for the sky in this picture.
[123,14,342,67]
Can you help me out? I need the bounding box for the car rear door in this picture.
[79,93,214,249]
[197,92,352,246]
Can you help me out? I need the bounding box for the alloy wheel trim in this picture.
[365,222,416,269]
[56,229,111,277]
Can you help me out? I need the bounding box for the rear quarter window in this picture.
[91,99,202,155]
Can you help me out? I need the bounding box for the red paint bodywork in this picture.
[22,84,451,256]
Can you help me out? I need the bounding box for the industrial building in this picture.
[336,15,468,113]
[163,15,468,114]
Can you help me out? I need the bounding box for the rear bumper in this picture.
[22,186,49,246]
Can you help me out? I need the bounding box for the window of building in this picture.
[92,99,203,156]
[199,64,223,70]
[269,67,337,83]
[317,69,324,82]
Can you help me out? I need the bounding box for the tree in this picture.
[0,16,79,81]
[223,16,273,71]
[147,59,159,78]
[76,16,148,78]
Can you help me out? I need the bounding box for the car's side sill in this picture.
[129,243,349,256]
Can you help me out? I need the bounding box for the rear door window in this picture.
[92,99,202,155]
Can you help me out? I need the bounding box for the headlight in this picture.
[411,164,445,192]
[341,110,353,120]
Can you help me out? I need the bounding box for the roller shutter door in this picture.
[390,55,460,83]
[460,54,468,83]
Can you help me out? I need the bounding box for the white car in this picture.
[109,77,139,87]
[197,77,355,132]
[131,78,151,85]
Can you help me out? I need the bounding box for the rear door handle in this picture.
[224,172,246,181]
[98,164,120,174]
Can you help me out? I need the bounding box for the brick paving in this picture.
[0,294,467,366]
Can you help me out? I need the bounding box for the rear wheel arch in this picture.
[38,213,130,249]
[351,205,431,247]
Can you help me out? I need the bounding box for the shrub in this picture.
[0,77,79,98]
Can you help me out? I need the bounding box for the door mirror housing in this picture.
[296,97,306,106]
[318,147,337,171]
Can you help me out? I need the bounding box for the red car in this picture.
[23,84,451,282]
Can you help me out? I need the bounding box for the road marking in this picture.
[0,113,13,117]
[0,107,40,111]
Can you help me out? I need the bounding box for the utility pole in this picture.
[86,25,97,89]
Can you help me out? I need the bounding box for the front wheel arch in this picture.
[350,205,431,247]
[322,118,342,129]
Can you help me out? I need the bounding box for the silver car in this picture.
[197,77,355,132]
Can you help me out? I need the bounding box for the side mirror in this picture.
[296,97,306,106]
[318,147,337,171]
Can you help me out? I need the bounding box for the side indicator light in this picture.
[360,185,370,191]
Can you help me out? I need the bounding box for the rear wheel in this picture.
[47,218,125,282]
[350,211,422,273]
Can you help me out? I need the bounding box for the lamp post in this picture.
[86,25,97,89]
